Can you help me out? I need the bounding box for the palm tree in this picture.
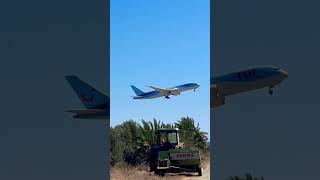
[136,119,175,164]
[138,119,175,147]
[137,119,159,148]
[175,117,208,150]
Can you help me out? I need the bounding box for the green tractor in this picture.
[149,128,202,176]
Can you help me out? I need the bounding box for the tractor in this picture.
[149,128,202,176]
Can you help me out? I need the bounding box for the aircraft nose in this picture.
[279,69,288,78]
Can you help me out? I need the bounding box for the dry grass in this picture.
[111,163,178,180]
[110,153,210,180]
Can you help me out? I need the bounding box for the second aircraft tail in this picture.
[65,75,109,109]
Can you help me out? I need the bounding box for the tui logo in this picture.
[79,88,95,102]
[80,94,94,102]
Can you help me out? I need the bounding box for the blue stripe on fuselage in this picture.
[139,90,160,98]
[212,67,280,84]
[174,83,197,89]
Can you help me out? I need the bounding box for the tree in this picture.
[137,118,174,148]
[110,126,123,165]
[137,119,159,148]
[110,120,144,165]
[110,117,209,166]
[175,117,208,150]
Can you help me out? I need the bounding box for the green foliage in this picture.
[110,126,122,165]
[110,120,145,165]
[137,119,158,148]
[175,117,208,150]
[110,117,208,166]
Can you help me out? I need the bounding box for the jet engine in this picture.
[169,88,181,96]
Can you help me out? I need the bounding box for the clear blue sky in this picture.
[110,0,210,136]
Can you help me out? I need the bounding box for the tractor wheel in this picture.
[198,167,202,176]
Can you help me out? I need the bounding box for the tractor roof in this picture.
[156,128,179,132]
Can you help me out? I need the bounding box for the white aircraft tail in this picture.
[65,75,108,109]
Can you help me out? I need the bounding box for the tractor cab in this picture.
[155,128,179,150]
[150,128,180,172]
[149,127,202,176]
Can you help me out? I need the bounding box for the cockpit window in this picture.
[159,132,178,145]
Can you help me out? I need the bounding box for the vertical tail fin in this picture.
[65,75,108,109]
[130,85,145,96]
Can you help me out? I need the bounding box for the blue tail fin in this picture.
[65,75,109,109]
[130,85,145,96]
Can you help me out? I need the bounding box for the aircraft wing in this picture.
[65,109,105,114]
[147,85,170,92]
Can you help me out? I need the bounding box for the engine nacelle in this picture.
[169,88,180,96]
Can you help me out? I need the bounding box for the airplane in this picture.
[211,65,288,108]
[131,83,200,99]
[65,75,109,119]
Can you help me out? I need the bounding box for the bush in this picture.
[110,117,209,166]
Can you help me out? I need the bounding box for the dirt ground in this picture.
[110,160,210,180]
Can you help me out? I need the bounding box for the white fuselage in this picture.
[133,83,200,99]
[211,66,288,108]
